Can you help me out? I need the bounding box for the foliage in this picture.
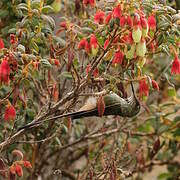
[0,0,180,179]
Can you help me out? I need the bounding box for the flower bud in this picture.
[136,41,146,57]
[126,44,135,59]
[132,26,142,43]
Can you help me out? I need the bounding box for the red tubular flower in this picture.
[90,34,98,49]
[60,21,67,29]
[122,32,133,44]
[105,13,112,24]
[148,15,156,31]
[104,38,109,49]
[171,54,180,74]
[4,105,16,121]
[86,64,99,77]
[112,51,124,65]
[54,59,60,66]
[0,38,4,49]
[127,15,133,27]
[23,161,32,169]
[83,0,95,7]
[15,164,23,177]
[78,38,88,49]
[85,41,90,53]
[10,34,16,44]
[89,0,95,6]
[94,11,105,24]
[152,80,159,91]
[0,58,11,84]
[120,16,126,27]
[112,5,121,19]
[141,17,148,29]
[139,79,149,96]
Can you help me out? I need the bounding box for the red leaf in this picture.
[97,95,105,117]
[153,138,160,153]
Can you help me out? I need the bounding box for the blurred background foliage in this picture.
[0,0,180,179]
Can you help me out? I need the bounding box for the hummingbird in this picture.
[18,82,140,131]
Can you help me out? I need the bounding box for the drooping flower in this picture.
[136,40,147,57]
[90,34,98,56]
[15,164,23,177]
[78,38,88,49]
[4,105,16,121]
[152,80,159,91]
[112,50,124,65]
[83,0,95,7]
[0,38,4,49]
[23,161,32,169]
[85,40,91,53]
[148,15,156,31]
[94,11,105,24]
[0,58,11,84]
[86,64,99,77]
[141,17,148,29]
[54,59,60,66]
[132,26,142,43]
[90,34,98,49]
[10,34,16,44]
[139,79,149,96]
[122,32,133,44]
[127,15,133,27]
[120,16,126,27]
[104,38,110,49]
[105,13,112,24]
[112,5,121,19]
[60,21,67,29]
[171,54,180,74]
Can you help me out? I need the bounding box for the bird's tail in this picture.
[18,109,97,131]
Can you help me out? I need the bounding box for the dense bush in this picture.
[0,0,180,179]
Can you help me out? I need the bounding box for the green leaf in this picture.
[167,87,176,97]
[158,172,172,180]
[81,27,94,34]
[61,71,72,79]
[41,14,55,30]
[52,36,66,46]
[40,58,52,68]
[8,28,16,34]
[0,10,9,18]
[16,3,28,11]
[42,5,54,14]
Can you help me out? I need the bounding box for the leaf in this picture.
[42,5,54,14]
[97,95,105,117]
[52,36,66,47]
[41,15,55,30]
[40,59,52,68]
[16,3,28,11]
[81,27,94,34]
[61,71,72,79]
[167,87,176,97]
[153,138,160,153]
[158,173,172,180]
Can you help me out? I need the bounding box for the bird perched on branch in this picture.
[18,83,140,131]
